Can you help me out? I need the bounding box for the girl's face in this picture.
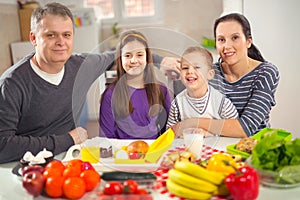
[180,52,214,92]
[121,40,147,77]
[215,20,252,66]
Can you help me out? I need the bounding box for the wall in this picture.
[163,0,222,43]
[244,0,300,137]
[100,0,222,50]
[0,2,21,74]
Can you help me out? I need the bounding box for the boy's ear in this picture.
[207,69,215,80]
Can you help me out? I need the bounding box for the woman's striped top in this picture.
[209,61,280,136]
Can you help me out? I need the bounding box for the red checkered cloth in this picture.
[153,145,229,200]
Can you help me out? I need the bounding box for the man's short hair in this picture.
[30,2,74,33]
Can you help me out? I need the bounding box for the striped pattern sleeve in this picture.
[166,99,180,129]
[238,64,279,136]
[219,97,239,119]
[210,61,280,136]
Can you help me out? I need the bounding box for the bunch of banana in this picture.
[166,160,226,200]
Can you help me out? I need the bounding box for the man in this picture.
[0,2,179,163]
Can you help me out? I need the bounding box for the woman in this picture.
[99,30,171,139]
[172,13,280,138]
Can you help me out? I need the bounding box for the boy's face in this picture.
[180,52,214,92]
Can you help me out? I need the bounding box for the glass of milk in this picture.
[183,128,204,159]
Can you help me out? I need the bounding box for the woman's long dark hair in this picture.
[213,13,265,62]
[107,30,165,118]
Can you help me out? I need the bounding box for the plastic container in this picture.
[226,128,292,158]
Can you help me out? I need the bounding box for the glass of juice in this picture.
[80,141,100,164]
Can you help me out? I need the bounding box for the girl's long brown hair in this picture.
[107,30,165,118]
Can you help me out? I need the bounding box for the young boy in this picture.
[166,46,238,138]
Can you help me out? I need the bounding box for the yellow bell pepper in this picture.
[206,153,238,175]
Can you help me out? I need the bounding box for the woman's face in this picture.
[121,40,147,77]
[215,20,251,66]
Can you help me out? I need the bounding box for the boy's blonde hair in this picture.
[181,46,213,69]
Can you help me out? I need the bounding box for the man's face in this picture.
[30,14,74,72]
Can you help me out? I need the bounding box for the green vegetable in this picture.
[101,171,156,182]
[277,165,300,184]
[251,129,300,184]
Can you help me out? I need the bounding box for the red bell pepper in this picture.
[225,166,259,200]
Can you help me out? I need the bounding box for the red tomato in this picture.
[136,188,148,194]
[44,176,64,198]
[123,179,138,194]
[63,166,81,178]
[104,181,123,195]
[45,160,65,172]
[43,167,63,179]
[80,169,101,191]
[66,159,83,171]
[67,159,83,166]
[63,177,86,199]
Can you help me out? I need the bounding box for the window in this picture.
[84,0,163,26]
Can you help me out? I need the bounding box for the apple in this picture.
[22,171,45,197]
[22,165,45,176]
[81,161,95,171]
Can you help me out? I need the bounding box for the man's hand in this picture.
[160,57,181,80]
[69,127,88,144]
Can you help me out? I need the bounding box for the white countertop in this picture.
[0,137,299,200]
